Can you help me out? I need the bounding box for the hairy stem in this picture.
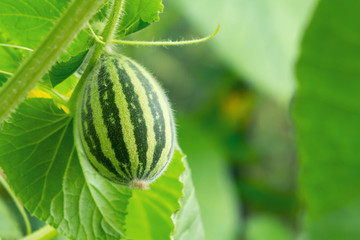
[0,0,106,123]
[20,225,58,240]
[0,174,32,235]
[68,0,125,114]
[111,25,220,46]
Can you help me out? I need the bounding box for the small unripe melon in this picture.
[76,53,176,188]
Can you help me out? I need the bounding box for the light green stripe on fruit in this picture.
[134,60,173,177]
[120,57,157,177]
[88,64,124,177]
[78,81,119,181]
[108,58,139,177]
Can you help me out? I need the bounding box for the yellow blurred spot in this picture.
[64,90,73,98]
[28,89,70,114]
[62,105,70,114]
[221,90,254,126]
[27,90,51,99]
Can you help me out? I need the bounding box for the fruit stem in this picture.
[68,0,125,115]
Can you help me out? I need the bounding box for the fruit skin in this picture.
[76,53,176,187]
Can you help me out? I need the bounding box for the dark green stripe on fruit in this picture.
[113,59,148,177]
[81,84,124,180]
[97,63,132,178]
[125,59,166,178]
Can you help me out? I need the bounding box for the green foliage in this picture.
[117,0,164,37]
[49,51,88,87]
[172,157,205,240]
[126,150,202,240]
[294,0,360,239]
[0,95,202,239]
[0,0,89,61]
[0,98,131,239]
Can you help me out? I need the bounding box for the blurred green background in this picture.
[118,1,316,239]
[0,0,315,239]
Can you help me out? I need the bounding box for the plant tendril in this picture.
[110,25,220,46]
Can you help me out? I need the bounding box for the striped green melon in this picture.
[76,53,176,188]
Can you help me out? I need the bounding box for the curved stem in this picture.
[0,43,33,52]
[20,225,58,240]
[111,25,220,46]
[0,174,32,235]
[68,0,125,114]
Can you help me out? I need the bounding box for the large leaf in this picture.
[173,0,316,104]
[0,98,131,240]
[293,0,360,239]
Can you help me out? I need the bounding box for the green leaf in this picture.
[0,197,23,239]
[293,0,360,239]
[0,38,23,71]
[49,51,87,87]
[0,0,70,48]
[117,0,164,37]
[87,0,164,39]
[0,98,131,240]
[172,156,205,240]
[0,0,91,61]
[172,0,315,104]
[125,149,204,240]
